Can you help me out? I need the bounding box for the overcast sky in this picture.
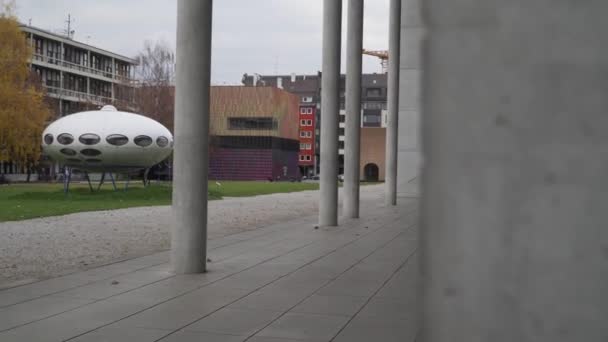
[16,0,390,84]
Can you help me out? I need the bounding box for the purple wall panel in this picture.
[210,148,300,181]
[210,148,273,180]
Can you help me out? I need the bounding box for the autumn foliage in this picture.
[0,10,50,168]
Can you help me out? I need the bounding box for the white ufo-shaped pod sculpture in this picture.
[41,105,173,171]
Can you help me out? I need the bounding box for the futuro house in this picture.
[42,105,173,173]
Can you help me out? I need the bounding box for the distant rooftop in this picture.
[20,24,138,64]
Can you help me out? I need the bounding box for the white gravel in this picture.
[0,184,385,288]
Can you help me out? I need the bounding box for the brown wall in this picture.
[210,86,299,140]
[360,127,386,181]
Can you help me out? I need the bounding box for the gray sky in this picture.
[16,0,390,84]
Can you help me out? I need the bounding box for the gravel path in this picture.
[0,184,385,288]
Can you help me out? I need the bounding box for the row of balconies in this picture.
[44,85,135,110]
[32,53,133,84]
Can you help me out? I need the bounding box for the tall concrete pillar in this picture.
[171,0,213,274]
[422,2,608,341]
[385,0,401,206]
[397,0,422,198]
[319,0,342,227]
[343,0,364,219]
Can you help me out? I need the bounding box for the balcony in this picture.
[31,53,135,84]
[43,85,136,110]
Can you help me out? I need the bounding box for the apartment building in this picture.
[208,86,300,181]
[243,72,387,177]
[21,25,138,118]
[242,73,319,177]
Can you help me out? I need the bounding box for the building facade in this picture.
[0,25,139,181]
[243,72,387,178]
[242,73,319,177]
[21,25,138,118]
[209,86,300,181]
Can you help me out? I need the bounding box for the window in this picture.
[134,135,153,147]
[364,102,384,110]
[307,131,313,138]
[366,88,382,97]
[106,134,129,146]
[306,119,312,126]
[57,133,74,145]
[300,143,306,150]
[228,117,276,130]
[300,119,306,126]
[339,128,345,136]
[300,131,307,138]
[302,96,313,103]
[306,143,312,150]
[299,155,305,161]
[363,114,382,127]
[80,149,102,157]
[44,134,53,145]
[157,136,169,147]
[306,155,311,161]
[60,148,77,156]
[79,133,101,145]
[307,108,313,114]
[300,107,307,114]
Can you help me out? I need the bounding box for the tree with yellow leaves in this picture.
[0,2,51,177]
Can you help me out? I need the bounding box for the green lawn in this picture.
[0,181,319,222]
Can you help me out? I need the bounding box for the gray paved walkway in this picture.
[0,197,418,342]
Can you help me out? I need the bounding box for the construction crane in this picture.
[362,49,389,73]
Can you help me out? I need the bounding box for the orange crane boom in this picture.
[362,49,389,73]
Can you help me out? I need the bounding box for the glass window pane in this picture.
[134,135,153,147]
[79,133,101,145]
[156,136,169,147]
[106,134,129,146]
[57,133,74,145]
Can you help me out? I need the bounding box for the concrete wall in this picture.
[397,0,422,197]
[421,1,608,341]
[360,127,385,181]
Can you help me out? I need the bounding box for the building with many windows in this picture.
[242,73,319,177]
[21,24,138,117]
[242,72,387,178]
[208,86,300,180]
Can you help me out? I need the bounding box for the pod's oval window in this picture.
[44,134,53,145]
[57,133,74,145]
[79,133,101,145]
[80,149,102,157]
[60,148,77,156]
[106,134,129,146]
[156,136,169,147]
[134,135,153,147]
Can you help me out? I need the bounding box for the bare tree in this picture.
[133,40,175,132]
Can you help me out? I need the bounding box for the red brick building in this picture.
[298,104,315,174]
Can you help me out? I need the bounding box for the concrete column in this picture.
[343,0,364,219]
[397,0,422,198]
[422,2,608,341]
[171,0,213,274]
[385,0,401,206]
[319,0,342,227]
